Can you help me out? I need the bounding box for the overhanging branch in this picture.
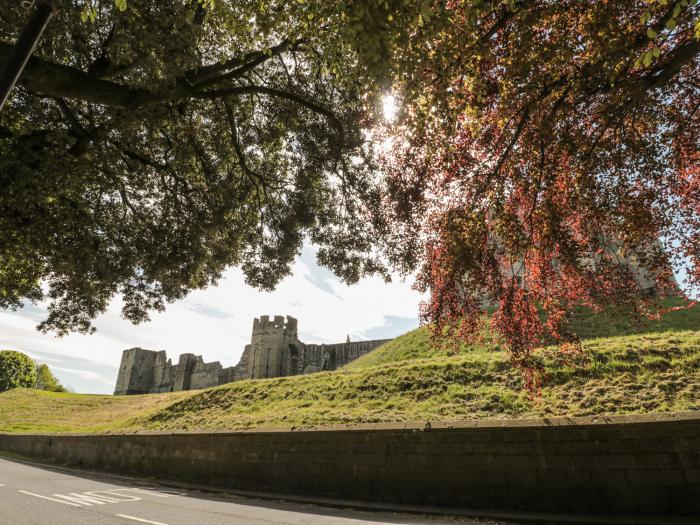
[187,38,304,89]
[642,38,700,91]
[0,41,160,107]
[194,85,344,145]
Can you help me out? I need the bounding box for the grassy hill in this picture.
[0,389,190,433]
[1,299,699,433]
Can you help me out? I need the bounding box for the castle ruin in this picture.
[114,315,390,395]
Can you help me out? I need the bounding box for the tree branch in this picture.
[86,25,115,78]
[55,98,94,155]
[0,41,160,107]
[187,38,303,88]
[492,107,530,177]
[194,84,344,146]
[223,101,258,180]
[641,38,700,91]
[2,38,347,154]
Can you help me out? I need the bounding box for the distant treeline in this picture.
[0,350,68,393]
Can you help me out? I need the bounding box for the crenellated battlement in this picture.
[252,315,298,334]
[115,316,391,394]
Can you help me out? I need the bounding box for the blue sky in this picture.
[0,246,423,394]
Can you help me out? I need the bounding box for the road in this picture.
[0,457,512,525]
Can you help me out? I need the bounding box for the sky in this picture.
[0,246,424,394]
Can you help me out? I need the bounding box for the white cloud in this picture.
[50,366,115,385]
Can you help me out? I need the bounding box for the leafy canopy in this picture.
[0,0,424,334]
[377,0,700,387]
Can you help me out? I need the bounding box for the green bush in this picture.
[0,350,37,392]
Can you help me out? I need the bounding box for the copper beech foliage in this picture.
[378,0,700,390]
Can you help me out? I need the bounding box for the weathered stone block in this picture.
[538,468,590,486]
[506,469,539,486]
[626,469,685,487]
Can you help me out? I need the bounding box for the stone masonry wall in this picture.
[189,357,223,390]
[301,341,390,373]
[151,351,173,393]
[2,412,698,516]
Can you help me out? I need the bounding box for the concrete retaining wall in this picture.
[1,412,699,516]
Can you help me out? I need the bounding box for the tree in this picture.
[35,363,66,392]
[377,0,700,387]
[0,0,426,335]
[0,350,37,392]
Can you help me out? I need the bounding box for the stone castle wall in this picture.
[300,340,388,374]
[114,316,390,395]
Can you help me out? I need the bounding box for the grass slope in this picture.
[0,389,189,433]
[1,299,698,433]
[347,297,700,369]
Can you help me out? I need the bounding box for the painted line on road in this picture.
[125,487,184,498]
[18,490,82,507]
[17,487,181,508]
[51,492,112,505]
[116,515,169,525]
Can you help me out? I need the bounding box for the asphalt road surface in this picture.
[0,457,513,525]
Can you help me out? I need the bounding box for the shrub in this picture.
[0,350,37,392]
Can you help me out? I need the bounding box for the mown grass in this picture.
[1,298,698,434]
[0,389,188,433]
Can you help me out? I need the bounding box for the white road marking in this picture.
[116,515,169,525]
[18,490,82,507]
[128,487,182,498]
[0,483,5,486]
[18,487,178,508]
[91,489,142,501]
[51,492,110,505]
[82,491,123,503]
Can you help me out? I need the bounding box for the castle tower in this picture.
[248,315,300,379]
[114,348,158,395]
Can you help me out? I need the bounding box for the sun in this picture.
[382,94,397,122]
